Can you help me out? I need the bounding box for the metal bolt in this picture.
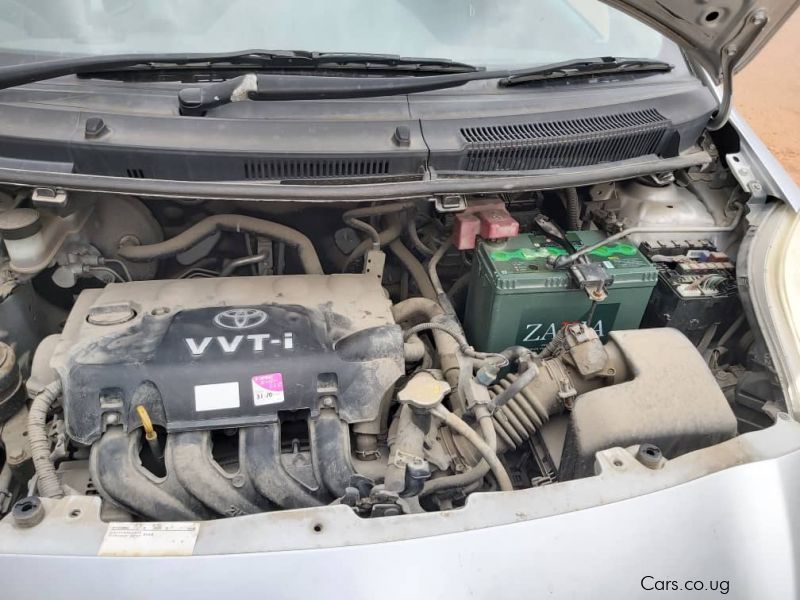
[118,234,141,248]
[321,396,336,408]
[751,12,767,26]
[231,474,246,488]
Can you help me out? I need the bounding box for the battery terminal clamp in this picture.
[570,261,614,302]
[534,215,614,301]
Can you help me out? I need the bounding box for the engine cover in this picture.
[49,275,404,444]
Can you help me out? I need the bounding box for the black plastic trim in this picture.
[0,151,711,202]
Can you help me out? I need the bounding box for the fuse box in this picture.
[639,240,739,344]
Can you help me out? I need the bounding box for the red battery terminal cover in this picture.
[452,199,520,250]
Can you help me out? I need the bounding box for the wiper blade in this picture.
[175,55,671,114]
[499,56,673,86]
[302,53,479,73]
[0,49,480,91]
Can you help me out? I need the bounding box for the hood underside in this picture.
[602,0,799,81]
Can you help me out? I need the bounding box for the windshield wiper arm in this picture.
[176,55,674,115]
[0,51,670,113]
[0,49,479,91]
[499,56,673,86]
[177,70,504,114]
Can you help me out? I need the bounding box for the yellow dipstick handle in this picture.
[135,405,157,441]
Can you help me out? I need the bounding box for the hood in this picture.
[602,1,798,81]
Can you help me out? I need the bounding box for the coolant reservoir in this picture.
[615,181,715,245]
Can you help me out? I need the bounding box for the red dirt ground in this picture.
[736,11,800,183]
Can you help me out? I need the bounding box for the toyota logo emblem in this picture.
[213,308,268,330]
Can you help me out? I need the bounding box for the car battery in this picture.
[464,231,658,352]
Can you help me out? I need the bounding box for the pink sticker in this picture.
[252,373,285,406]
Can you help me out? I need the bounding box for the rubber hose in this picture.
[118,214,324,275]
[502,346,535,363]
[343,201,416,247]
[491,363,540,409]
[446,272,470,302]
[344,216,404,269]
[379,212,437,299]
[403,334,427,363]
[432,404,513,492]
[407,215,435,256]
[421,405,495,497]
[428,240,457,316]
[28,379,64,499]
[392,298,460,388]
[388,238,438,299]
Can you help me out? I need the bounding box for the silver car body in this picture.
[3,1,800,596]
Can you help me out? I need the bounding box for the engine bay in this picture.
[0,162,783,522]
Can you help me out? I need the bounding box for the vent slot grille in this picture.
[459,109,670,171]
[243,159,391,180]
[125,168,146,178]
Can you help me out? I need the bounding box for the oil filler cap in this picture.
[87,303,137,326]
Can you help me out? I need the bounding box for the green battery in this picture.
[464,231,658,352]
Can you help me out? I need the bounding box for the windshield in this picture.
[0,0,675,68]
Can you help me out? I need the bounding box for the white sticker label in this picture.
[252,372,285,406]
[603,260,615,269]
[98,522,200,557]
[194,381,240,412]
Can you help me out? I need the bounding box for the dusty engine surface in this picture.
[0,173,763,524]
[49,274,404,445]
[33,274,406,519]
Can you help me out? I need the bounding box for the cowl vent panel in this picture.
[243,159,391,180]
[459,109,671,171]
